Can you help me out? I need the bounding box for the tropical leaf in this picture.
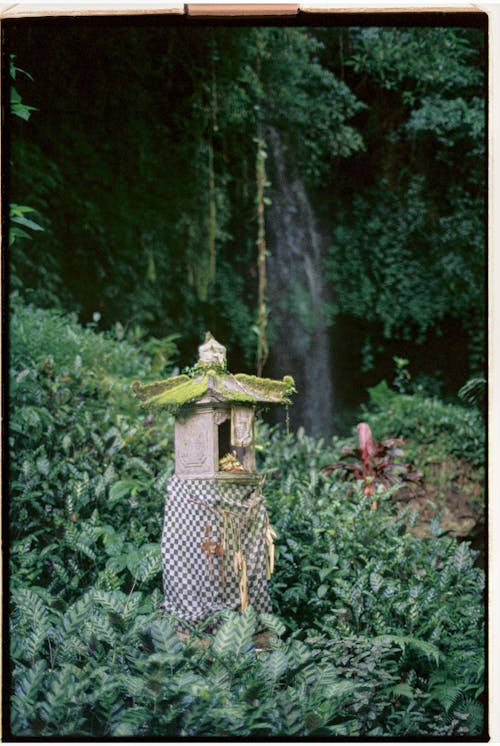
[263,649,290,682]
[111,707,150,737]
[212,608,257,659]
[149,618,183,664]
[259,612,286,638]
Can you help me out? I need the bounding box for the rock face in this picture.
[265,127,334,436]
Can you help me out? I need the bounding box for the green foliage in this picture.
[8,54,54,304]
[7,24,486,392]
[361,380,485,467]
[9,54,37,121]
[347,28,482,93]
[9,203,44,245]
[322,26,485,375]
[9,295,174,603]
[8,290,485,736]
[406,94,484,148]
[253,28,365,179]
[325,175,484,345]
[392,356,412,394]
[459,376,486,411]
[10,581,484,738]
[7,25,363,369]
[10,292,151,378]
[259,425,485,736]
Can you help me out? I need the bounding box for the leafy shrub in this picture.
[321,421,423,507]
[260,426,485,735]
[10,291,151,378]
[10,295,174,602]
[8,301,486,738]
[361,380,485,467]
[9,586,483,738]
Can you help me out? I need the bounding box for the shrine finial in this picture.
[198,332,227,368]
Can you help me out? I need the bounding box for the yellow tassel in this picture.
[239,555,249,612]
[233,549,242,576]
[265,520,277,580]
[232,550,249,612]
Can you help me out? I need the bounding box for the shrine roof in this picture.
[132,333,294,411]
[132,369,295,410]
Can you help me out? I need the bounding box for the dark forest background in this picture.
[4,16,487,434]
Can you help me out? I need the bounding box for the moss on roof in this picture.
[131,375,191,402]
[233,373,295,402]
[134,377,209,409]
[132,370,295,411]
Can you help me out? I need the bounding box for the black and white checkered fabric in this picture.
[161,476,273,624]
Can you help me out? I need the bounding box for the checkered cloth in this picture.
[161,476,273,624]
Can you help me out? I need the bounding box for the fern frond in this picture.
[56,633,87,663]
[12,586,48,625]
[127,456,152,474]
[276,689,305,735]
[85,610,117,646]
[136,551,161,583]
[458,698,484,736]
[288,639,314,668]
[61,591,94,635]
[324,678,367,699]
[94,589,126,616]
[96,566,121,592]
[314,663,342,689]
[11,587,53,662]
[150,587,163,611]
[24,624,50,661]
[110,707,150,737]
[121,592,143,622]
[427,681,463,712]
[38,663,85,726]
[375,634,441,664]
[452,542,473,573]
[118,673,146,699]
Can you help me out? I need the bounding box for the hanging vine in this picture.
[182,34,220,305]
[255,128,269,378]
[255,35,270,378]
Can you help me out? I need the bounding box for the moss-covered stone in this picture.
[233,373,295,402]
[132,334,295,412]
[132,370,295,411]
[131,375,191,402]
[141,377,209,409]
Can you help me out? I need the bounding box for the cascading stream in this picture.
[264,127,334,436]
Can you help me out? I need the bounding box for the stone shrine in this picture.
[132,333,294,626]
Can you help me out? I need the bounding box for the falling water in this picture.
[264,128,334,436]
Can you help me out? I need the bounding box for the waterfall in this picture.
[264,128,334,436]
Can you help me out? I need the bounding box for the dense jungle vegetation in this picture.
[5,15,487,739]
[6,18,486,406]
[8,296,486,737]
